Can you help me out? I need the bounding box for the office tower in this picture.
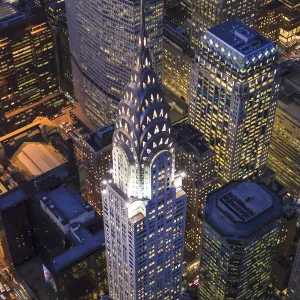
[189,20,279,185]
[279,0,300,48]
[199,181,282,300]
[102,3,186,299]
[65,0,164,126]
[56,12,74,96]
[0,2,59,120]
[163,25,192,103]
[270,203,297,297]
[180,0,192,19]
[255,0,282,44]
[267,61,300,198]
[83,125,114,215]
[287,240,300,300]
[190,0,260,50]
[173,124,217,255]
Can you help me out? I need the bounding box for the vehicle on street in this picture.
[0,294,6,299]
[9,293,15,299]
[3,284,10,292]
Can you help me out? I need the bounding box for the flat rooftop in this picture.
[50,225,105,273]
[85,124,114,152]
[205,181,282,239]
[207,19,274,57]
[173,124,210,158]
[0,187,27,211]
[40,185,93,224]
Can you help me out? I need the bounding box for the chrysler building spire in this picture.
[112,0,174,199]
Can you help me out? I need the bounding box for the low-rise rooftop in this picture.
[173,124,210,159]
[85,124,114,152]
[50,224,105,273]
[40,185,93,224]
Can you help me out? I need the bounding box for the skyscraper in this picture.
[102,2,186,299]
[190,0,260,50]
[0,1,65,133]
[83,125,114,215]
[173,124,218,255]
[278,0,300,48]
[287,239,300,300]
[189,20,279,184]
[267,61,300,198]
[199,181,282,300]
[65,0,164,126]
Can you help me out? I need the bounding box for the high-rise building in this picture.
[190,0,260,50]
[0,1,68,133]
[267,61,300,198]
[199,181,282,300]
[163,25,192,103]
[173,124,217,255]
[255,0,283,44]
[278,0,300,48]
[65,0,164,126]
[287,239,300,300]
[83,125,114,215]
[189,20,279,185]
[102,4,186,299]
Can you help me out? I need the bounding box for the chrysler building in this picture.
[102,1,187,299]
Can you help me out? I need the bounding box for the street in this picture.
[0,260,31,300]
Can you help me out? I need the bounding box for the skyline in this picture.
[0,0,299,299]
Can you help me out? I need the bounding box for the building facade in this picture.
[65,0,164,126]
[255,0,282,44]
[189,20,279,185]
[278,0,300,48]
[103,5,186,299]
[0,1,63,133]
[199,181,282,300]
[163,25,192,103]
[267,61,300,198]
[190,0,259,50]
[287,239,300,300]
[83,125,114,215]
[173,124,217,255]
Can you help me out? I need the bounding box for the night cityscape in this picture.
[0,0,298,299]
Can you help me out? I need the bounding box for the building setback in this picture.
[189,19,279,184]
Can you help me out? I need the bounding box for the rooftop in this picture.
[0,3,25,25]
[205,181,282,239]
[0,187,28,211]
[11,142,64,178]
[40,185,93,224]
[173,124,211,159]
[85,124,114,152]
[207,19,274,58]
[50,224,105,273]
